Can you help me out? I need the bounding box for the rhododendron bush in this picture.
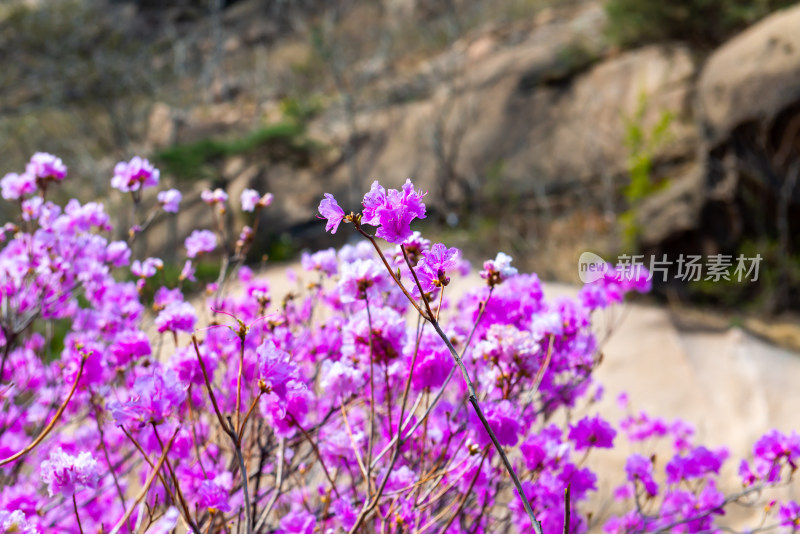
[0,153,798,534]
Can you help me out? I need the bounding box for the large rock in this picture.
[526,44,696,184]
[697,4,800,147]
[316,23,697,206]
[636,163,705,247]
[640,5,800,252]
[145,102,176,150]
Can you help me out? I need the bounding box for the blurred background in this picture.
[3,0,800,336]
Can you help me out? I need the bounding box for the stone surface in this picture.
[635,163,705,246]
[317,20,696,203]
[697,3,800,146]
[145,102,176,150]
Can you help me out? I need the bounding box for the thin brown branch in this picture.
[0,352,88,466]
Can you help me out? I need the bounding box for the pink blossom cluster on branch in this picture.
[0,154,795,534]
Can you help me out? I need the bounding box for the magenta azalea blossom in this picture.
[1,172,36,200]
[665,446,728,484]
[240,188,261,212]
[625,454,659,496]
[105,240,131,267]
[157,188,182,213]
[318,193,345,234]
[480,252,518,285]
[470,400,521,447]
[361,181,386,225]
[569,415,617,450]
[131,257,163,278]
[201,188,228,205]
[197,476,232,513]
[413,243,461,293]
[111,156,159,192]
[361,179,426,244]
[40,449,99,497]
[185,229,217,258]
[110,330,151,367]
[108,367,187,428]
[301,248,338,277]
[26,152,67,182]
[0,510,39,533]
[155,301,197,333]
[257,340,303,417]
[180,259,197,282]
[338,259,391,303]
[3,151,796,534]
[778,501,800,529]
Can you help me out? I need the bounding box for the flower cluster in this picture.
[0,158,795,534]
[40,449,100,498]
[111,156,160,193]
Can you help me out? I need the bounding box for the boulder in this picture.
[636,163,705,247]
[145,102,176,150]
[316,35,697,206]
[697,4,800,147]
[525,44,697,184]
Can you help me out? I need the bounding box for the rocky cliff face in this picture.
[4,0,800,307]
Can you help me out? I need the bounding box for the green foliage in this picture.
[621,94,674,249]
[156,122,315,180]
[605,0,796,48]
[279,95,325,124]
[551,40,601,80]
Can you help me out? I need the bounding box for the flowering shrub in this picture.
[0,154,797,533]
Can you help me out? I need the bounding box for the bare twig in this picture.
[109,427,180,534]
[0,352,89,466]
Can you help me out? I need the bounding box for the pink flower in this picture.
[197,474,232,513]
[279,509,316,534]
[155,301,197,333]
[361,181,387,225]
[26,152,67,182]
[470,400,521,447]
[568,415,617,450]
[480,252,518,286]
[157,189,182,213]
[180,260,196,282]
[131,257,163,278]
[750,429,800,482]
[318,193,345,234]
[40,448,99,497]
[110,330,151,366]
[301,248,338,277]
[778,501,800,529]
[111,156,159,192]
[201,188,228,205]
[185,230,217,258]
[319,360,363,398]
[413,243,461,293]
[240,189,261,212]
[20,197,43,222]
[154,287,184,309]
[1,173,36,200]
[0,510,39,533]
[362,179,426,244]
[338,259,391,303]
[106,241,131,268]
[625,454,659,496]
[257,340,302,416]
[108,367,187,428]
